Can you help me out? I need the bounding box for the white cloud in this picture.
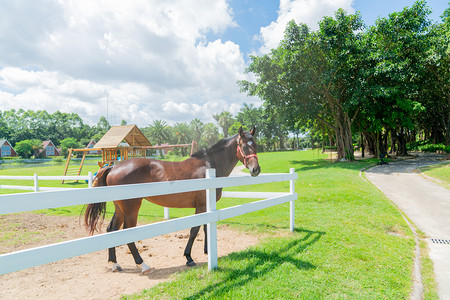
[0,1,356,128]
[258,0,354,53]
[0,1,255,126]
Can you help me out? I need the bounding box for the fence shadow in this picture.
[290,159,370,173]
[184,228,325,299]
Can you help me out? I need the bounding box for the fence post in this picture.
[164,207,170,220]
[290,168,295,232]
[88,172,93,188]
[206,168,218,271]
[33,173,38,192]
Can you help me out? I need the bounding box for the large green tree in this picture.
[240,9,364,160]
[420,3,450,145]
[356,1,432,156]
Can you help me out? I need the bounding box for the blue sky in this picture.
[216,0,448,59]
[0,1,447,127]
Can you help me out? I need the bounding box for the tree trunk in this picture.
[396,127,408,156]
[363,131,376,155]
[334,113,354,161]
[360,133,364,158]
[390,130,396,154]
[279,135,285,150]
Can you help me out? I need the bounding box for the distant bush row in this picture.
[408,142,450,153]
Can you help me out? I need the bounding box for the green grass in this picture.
[421,163,450,187]
[119,151,415,299]
[1,151,429,298]
[420,239,439,300]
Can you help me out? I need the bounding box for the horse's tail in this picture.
[84,166,112,235]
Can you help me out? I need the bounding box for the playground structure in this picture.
[62,125,197,183]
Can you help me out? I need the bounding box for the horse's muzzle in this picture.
[249,164,261,177]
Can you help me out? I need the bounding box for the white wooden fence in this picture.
[0,168,297,275]
[0,173,95,191]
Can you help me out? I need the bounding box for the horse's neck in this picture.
[206,140,239,177]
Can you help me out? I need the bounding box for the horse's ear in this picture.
[238,126,244,137]
[250,126,256,136]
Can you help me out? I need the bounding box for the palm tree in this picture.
[173,122,192,156]
[147,120,172,157]
[201,123,219,147]
[190,118,204,144]
[213,111,234,138]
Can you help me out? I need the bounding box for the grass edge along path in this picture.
[115,151,421,299]
[419,163,450,189]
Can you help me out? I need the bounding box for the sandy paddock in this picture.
[0,213,260,299]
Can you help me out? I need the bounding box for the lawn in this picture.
[421,163,450,187]
[0,151,427,298]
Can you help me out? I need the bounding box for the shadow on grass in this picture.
[290,159,374,173]
[184,228,325,299]
[221,221,294,232]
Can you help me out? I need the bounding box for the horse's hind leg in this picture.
[107,209,124,272]
[122,199,152,274]
[183,206,206,266]
[184,225,201,266]
[203,224,208,254]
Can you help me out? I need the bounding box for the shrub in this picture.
[14,140,34,158]
[418,143,446,153]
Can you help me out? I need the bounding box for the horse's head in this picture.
[237,126,261,177]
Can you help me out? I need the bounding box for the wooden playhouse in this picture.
[62,124,197,182]
[62,125,151,181]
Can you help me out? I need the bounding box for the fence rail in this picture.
[0,173,94,191]
[0,169,297,275]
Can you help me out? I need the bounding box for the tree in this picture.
[229,122,248,136]
[200,123,219,148]
[235,104,264,139]
[96,116,111,134]
[172,122,192,156]
[240,9,364,160]
[14,140,34,158]
[190,118,204,144]
[420,3,450,145]
[145,120,172,157]
[29,139,43,158]
[356,1,432,155]
[60,137,80,158]
[0,111,10,139]
[213,111,234,138]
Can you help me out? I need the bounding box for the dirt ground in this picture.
[0,213,260,300]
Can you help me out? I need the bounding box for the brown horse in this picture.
[84,127,260,273]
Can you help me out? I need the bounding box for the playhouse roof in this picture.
[94,125,151,148]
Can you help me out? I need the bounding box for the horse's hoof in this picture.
[139,263,153,274]
[186,260,197,267]
[111,262,122,272]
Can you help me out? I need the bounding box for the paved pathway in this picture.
[365,153,450,299]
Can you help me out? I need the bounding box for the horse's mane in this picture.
[191,134,238,159]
